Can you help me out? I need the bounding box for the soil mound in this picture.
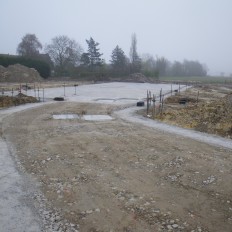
[0,94,38,108]
[123,73,153,83]
[159,93,232,138]
[0,64,42,83]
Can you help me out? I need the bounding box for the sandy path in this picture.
[0,104,45,232]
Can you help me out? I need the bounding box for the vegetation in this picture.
[160,75,232,84]
[0,54,51,78]
[45,35,83,76]
[110,45,129,77]
[81,37,103,69]
[130,33,142,73]
[17,34,42,58]
[7,32,222,81]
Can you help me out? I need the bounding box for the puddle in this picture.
[53,114,113,121]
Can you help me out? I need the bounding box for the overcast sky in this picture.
[1,0,232,75]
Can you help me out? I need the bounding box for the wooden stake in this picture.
[196,91,199,104]
[152,94,156,119]
[160,88,162,102]
[146,90,149,115]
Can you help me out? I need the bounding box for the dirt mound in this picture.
[159,93,232,138]
[0,64,42,83]
[123,73,153,83]
[164,95,198,104]
[0,94,38,108]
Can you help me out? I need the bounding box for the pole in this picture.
[152,94,156,119]
[63,82,66,96]
[37,87,40,101]
[43,88,45,102]
[160,88,162,102]
[196,91,199,104]
[146,90,149,115]
[34,83,36,98]
[161,95,164,117]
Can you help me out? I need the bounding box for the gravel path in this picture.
[0,104,44,232]
[115,106,232,150]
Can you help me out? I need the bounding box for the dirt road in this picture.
[2,101,232,232]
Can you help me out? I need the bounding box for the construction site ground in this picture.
[0,82,232,232]
[151,85,232,139]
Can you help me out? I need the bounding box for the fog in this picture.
[1,0,232,76]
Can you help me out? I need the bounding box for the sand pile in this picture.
[0,64,42,83]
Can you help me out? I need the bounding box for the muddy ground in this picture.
[2,100,232,232]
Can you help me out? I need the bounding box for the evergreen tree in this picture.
[81,37,103,69]
[80,53,90,67]
[110,45,127,69]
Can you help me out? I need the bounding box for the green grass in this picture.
[160,76,232,83]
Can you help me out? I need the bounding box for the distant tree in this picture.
[183,60,207,76]
[155,56,169,76]
[168,60,207,77]
[80,53,90,67]
[129,33,141,73]
[45,35,82,75]
[17,34,42,58]
[81,37,103,69]
[171,61,183,76]
[110,45,127,69]
[141,54,159,78]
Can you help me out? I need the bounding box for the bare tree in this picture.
[17,33,42,57]
[45,35,83,74]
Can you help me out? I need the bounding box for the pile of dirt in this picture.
[158,93,232,138]
[123,73,153,83]
[0,64,43,83]
[0,93,38,108]
[164,95,198,104]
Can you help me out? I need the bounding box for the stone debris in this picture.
[203,176,216,185]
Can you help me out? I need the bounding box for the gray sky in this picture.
[1,0,232,76]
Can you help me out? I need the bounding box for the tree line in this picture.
[4,33,208,79]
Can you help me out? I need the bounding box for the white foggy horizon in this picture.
[1,0,232,76]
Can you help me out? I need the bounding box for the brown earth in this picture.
[3,101,232,232]
[148,85,232,139]
[0,93,38,108]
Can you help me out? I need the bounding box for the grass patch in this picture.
[160,76,232,83]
